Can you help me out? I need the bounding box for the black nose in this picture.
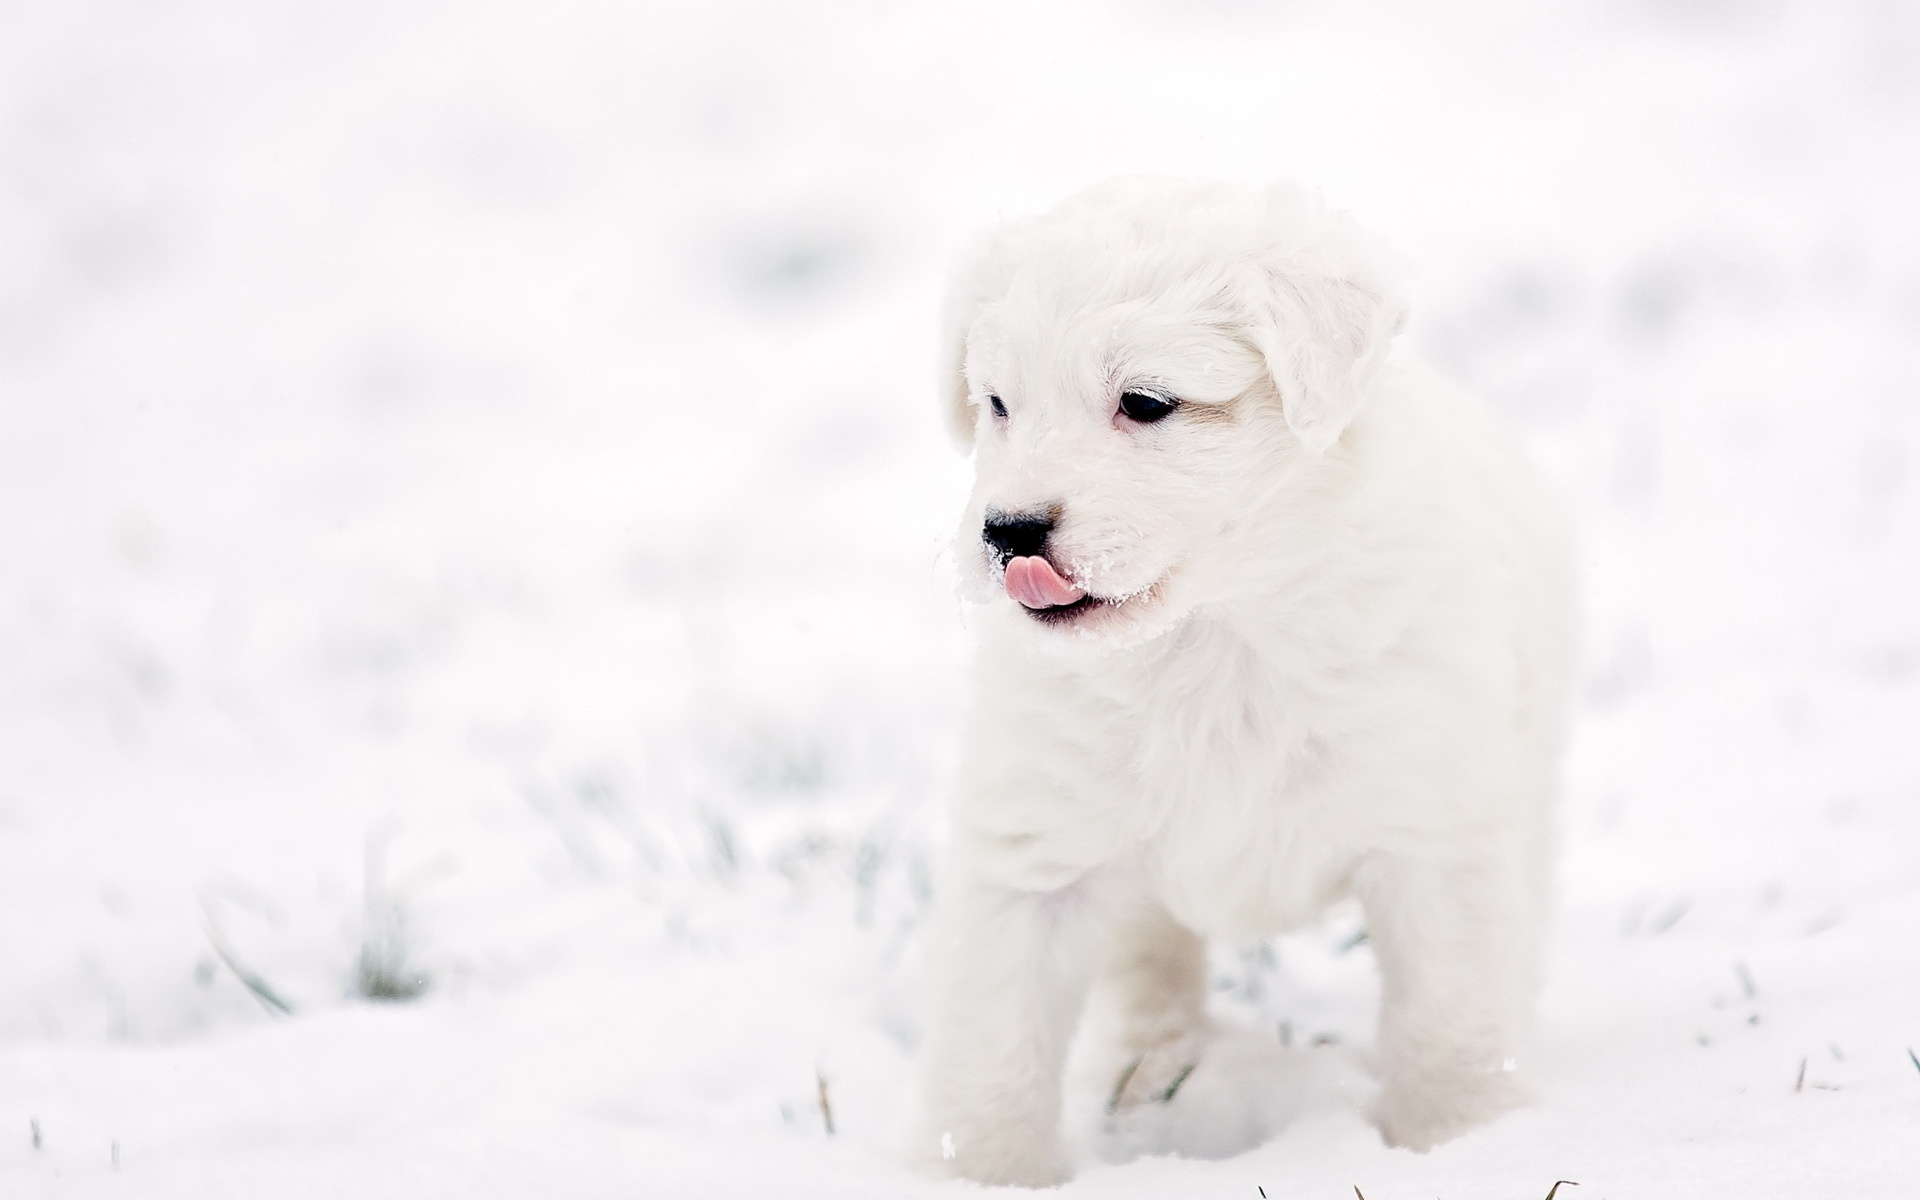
[982,511,1055,566]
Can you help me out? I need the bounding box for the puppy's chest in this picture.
[1118,649,1354,936]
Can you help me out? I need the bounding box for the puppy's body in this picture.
[918,180,1574,1187]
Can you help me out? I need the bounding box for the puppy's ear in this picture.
[1246,213,1408,456]
[937,231,1013,451]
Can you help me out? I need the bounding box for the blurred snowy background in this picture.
[2,1,1917,1196]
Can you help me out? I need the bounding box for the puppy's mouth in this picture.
[1003,555,1107,623]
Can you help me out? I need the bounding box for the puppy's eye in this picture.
[988,394,1008,419]
[1119,391,1179,423]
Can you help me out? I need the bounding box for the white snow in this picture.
[3,1,1918,1196]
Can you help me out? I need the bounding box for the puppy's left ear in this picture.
[937,231,1014,451]
[1246,224,1409,456]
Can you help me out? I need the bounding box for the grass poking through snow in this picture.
[815,1071,835,1137]
[1159,1063,1197,1104]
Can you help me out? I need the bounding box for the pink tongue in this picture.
[1005,555,1088,610]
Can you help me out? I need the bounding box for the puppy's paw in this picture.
[1376,1063,1526,1151]
[1105,1031,1209,1112]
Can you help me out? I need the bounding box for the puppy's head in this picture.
[942,177,1407,647]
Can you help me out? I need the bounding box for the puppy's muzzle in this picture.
[983,508,1095,613]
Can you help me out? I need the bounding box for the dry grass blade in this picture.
[815,1071,835,1137]
[1795,1057,1807,1093]
[1544,1182,1580,1200]
[1907,1047,1919,1076]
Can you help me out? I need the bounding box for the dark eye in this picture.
[988,394,1008,419]
[1119,391,1179,423]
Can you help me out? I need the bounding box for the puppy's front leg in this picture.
[1096,899,1210,1108]
[1358,849,1543,1151]
[918,862,1105,1187]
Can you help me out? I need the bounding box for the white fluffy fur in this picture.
[916,178,1576,1187]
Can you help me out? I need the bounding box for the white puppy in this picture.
[916,178,1576,1187]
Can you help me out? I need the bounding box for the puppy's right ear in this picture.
[938,231,1011,451]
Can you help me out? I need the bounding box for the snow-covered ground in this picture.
[3,1,1917,1195]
